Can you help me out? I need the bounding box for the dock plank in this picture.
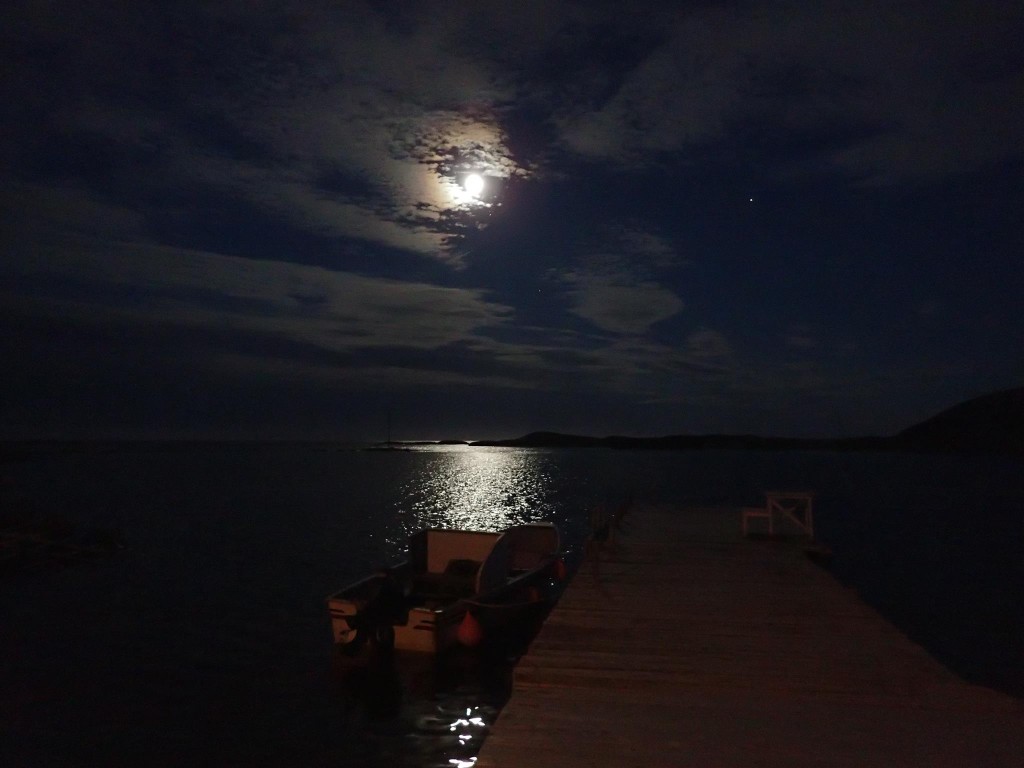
[476,504,1023,767]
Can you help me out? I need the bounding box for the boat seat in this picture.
[444,558,481,580]
[410,559,481,601]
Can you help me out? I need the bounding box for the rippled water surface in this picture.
[1,443,1021,766]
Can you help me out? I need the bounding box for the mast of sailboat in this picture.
[386,410,392,447]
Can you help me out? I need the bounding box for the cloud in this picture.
[1,233,739,408]
[0,182,146,242]
[566,276,684,334]
[549,1,1024,182]
[686,328,733,361]
[3,1,533,263]
[604,221,684,268]
[178,151,455,257]
[174,4,539,261]
[556,8,745,163]
[557,220,686,334]
[10,0,1019,276]
[2,241,514,354]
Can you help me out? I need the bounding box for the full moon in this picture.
[464,173,485,197]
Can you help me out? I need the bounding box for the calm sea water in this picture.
[1,443,1021,766]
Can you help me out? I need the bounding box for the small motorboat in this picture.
[327,522,563,654]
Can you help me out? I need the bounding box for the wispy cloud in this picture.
[1,237,738,407]
[550,2,1024,183]
[9,0,1020,269]
[3,241,514,352]
[686,328,734,361]
[564,276,684,334]
[557,221,686,334]
[3,2,533,263]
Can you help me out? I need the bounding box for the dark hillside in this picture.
[467,387,1024,456]
[897,387,1024,455]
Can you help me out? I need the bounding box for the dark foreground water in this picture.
[1,443,1021,766]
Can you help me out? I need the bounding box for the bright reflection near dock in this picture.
[449,713,486,741]
[446,706,486,764]
[398,448,556,535]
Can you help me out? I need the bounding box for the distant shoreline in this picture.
[3,433,1014,458]
[464,431,1020,455]
[2,386,1020,457]
[467,432,894,451]
[474,386,1024,456]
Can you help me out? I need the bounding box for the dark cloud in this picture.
[550,1,1024,182]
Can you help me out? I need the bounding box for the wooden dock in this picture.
[476,504,1023,767]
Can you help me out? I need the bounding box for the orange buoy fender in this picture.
[553,558,567,581]
[457,611,484,647]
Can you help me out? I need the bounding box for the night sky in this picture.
[3,1,1022,441]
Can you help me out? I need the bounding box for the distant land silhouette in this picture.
[896,386,1024,455]
[467,387,1024,456]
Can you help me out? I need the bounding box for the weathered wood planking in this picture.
[476,504,1023,767]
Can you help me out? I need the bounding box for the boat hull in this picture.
[329,568,558,653]
[328,523,562,655]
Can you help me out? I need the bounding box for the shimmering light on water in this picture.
[449,705,487,747]
[399,448,556,535]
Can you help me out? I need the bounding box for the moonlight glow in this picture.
[464,173,485,197]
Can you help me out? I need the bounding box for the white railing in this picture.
[742,490,815,538]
